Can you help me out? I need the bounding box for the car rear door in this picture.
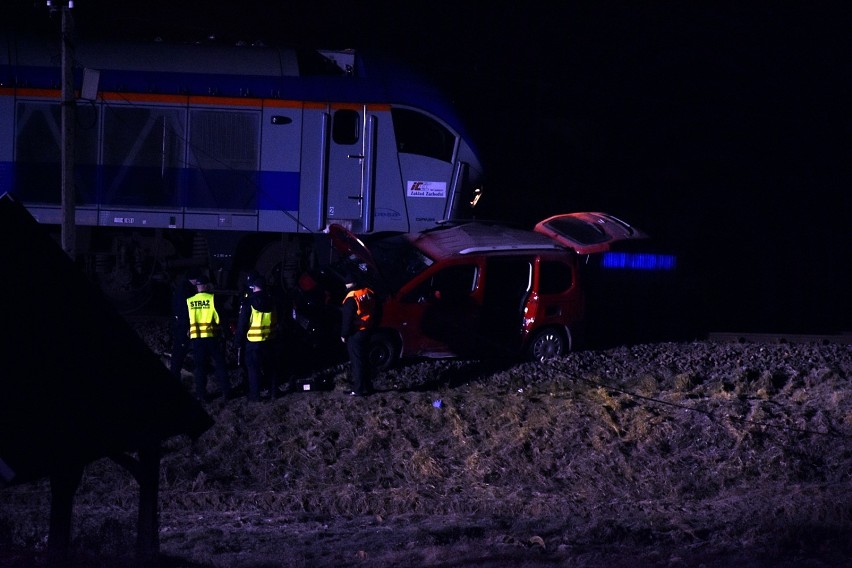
[477,256,534,356]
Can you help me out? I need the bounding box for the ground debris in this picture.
[1,325,850,567]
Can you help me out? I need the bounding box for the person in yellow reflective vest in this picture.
[186,274,230,402]
[235,271,286,401]
[169,270,199,379]
[340,270,379,396]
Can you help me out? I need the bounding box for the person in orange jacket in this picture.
[340,270,378,396]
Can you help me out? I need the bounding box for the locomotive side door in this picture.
[325,105,368,226]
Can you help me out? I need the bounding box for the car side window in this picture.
[403,264,477,303]
[538,260,573,294]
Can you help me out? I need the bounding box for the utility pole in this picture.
[49,1,76,260]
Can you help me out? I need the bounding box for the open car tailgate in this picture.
[533,212,649,254]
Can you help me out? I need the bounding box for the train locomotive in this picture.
[0,32,484,311]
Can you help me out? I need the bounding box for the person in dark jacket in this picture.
[235,272,285,401]
[186,274,230,402]
[340,271,378,396]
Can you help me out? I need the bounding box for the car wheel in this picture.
[526,328,566,361]
[368,331,400,371]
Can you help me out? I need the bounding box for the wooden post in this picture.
[47,463,83,565]
[136,442,162,561]
[110,442,164,561]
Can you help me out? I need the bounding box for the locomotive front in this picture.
[0,34,484,311]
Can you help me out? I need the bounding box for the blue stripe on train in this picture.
[2,162,299,211]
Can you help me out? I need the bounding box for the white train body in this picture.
[0,35,483,302]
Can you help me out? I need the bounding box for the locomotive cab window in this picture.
[391,108,455,162]
[332,109,360,145]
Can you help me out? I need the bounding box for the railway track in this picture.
[124,312,852,349]
[707,331,852,345]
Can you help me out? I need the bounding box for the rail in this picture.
[707,332,852,345]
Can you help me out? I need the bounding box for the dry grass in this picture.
[1,326,850,567]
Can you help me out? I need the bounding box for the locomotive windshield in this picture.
[391,108,455,162]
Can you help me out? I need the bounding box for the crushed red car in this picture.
[294,212,670,370]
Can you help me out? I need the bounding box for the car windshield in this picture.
[369,234,435,294]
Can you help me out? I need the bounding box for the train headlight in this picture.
[469,186,483,208]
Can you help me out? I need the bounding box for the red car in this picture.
[327,213,649,369]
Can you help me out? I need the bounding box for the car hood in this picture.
[533,212,649,254]
[328,223,380,277]
[329,224,375,263]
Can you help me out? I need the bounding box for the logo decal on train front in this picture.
[407,181,447,198]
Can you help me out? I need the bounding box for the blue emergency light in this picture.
[601,252,677,271]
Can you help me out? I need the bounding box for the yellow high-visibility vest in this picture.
[187,292,220,339]
[247,305,277,342]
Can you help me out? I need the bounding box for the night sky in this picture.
[5,1,851,335]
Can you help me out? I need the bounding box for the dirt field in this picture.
[1,321,850,567]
